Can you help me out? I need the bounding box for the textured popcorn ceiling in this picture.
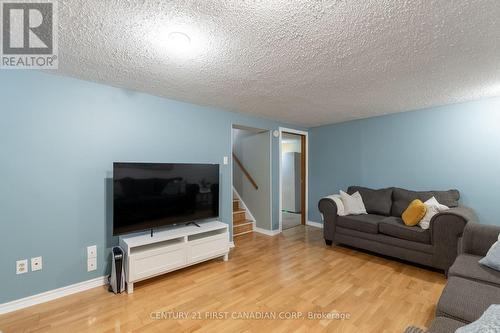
[56,0,500,126]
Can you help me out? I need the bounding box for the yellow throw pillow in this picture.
[402,199,427,226]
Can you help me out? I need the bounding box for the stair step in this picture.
[234,220,253,227]
[234,223,253,235]
[232,200,240,211]
[234,230,253,237]
[232,211,246,223]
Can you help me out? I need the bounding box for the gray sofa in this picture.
[319,186,477,272]
[426,222,500,332]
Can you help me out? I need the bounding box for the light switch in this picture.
[223,156,228,165]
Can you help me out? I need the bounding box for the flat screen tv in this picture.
[113,162,219,235]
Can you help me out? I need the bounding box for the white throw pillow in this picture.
[418,196,449,229]
[479,233,500,271]
[324,194,346,216]
[340,190,367,215]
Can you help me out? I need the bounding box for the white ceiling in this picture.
[56,0,500,127]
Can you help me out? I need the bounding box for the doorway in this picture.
[231,125,272,238]
[279,128,307,231]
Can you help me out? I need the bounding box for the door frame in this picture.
[278,127,308,232]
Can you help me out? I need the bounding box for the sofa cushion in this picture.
[391,188,460,217]
[340,190,367,215]
[378,216,431,244]
[347,186,393,216]
[336,214,385,234]
[419,197,449,230]
[436,276,500,323]
[449,254,500,287]
[402,199,427,226]
[335,226,434,254]
[428,316,465,333]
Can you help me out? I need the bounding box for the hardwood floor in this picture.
[282,212,301,230]
[0,226,446,333]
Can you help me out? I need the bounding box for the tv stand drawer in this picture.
[129,247,187,281]
[187,233,228,263]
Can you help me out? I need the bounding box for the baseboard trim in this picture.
[254,227,280,236]
[306,221,323,229]
[229,241,235,248]
[0,276,108,315]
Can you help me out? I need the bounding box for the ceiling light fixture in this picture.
[168,31,191,47]
[167,31,192,57]
[148,22,209,61]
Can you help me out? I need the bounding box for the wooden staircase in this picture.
[233,197,254,237]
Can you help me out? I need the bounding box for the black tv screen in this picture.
[113,162,219,235]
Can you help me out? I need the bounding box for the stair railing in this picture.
[232,153,259,190]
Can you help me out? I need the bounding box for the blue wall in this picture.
[3,69,500,304]
[0,71,303,304]
[309,97,500,225]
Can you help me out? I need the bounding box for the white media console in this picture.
[119,221,229,293]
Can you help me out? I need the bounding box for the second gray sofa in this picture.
[319,186,477,272]
[427,222,500,332]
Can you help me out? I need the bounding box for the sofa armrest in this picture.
[318,198,339,242]
[430,205,477,242]
[462,222,500,257]
[430,205,476,271]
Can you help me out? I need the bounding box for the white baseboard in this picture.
[0,275,108,315]
[229,241,235,248]
[306,221,323,229]
[254,227,280,236]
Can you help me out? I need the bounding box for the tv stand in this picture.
[119,221,229,294]
[186,221,201,227]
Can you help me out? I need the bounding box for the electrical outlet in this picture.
[87,257,97,272]
[16,259,28,274]
[223,156,228,165]
[31,257,42,271]
[87,245,97,259]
